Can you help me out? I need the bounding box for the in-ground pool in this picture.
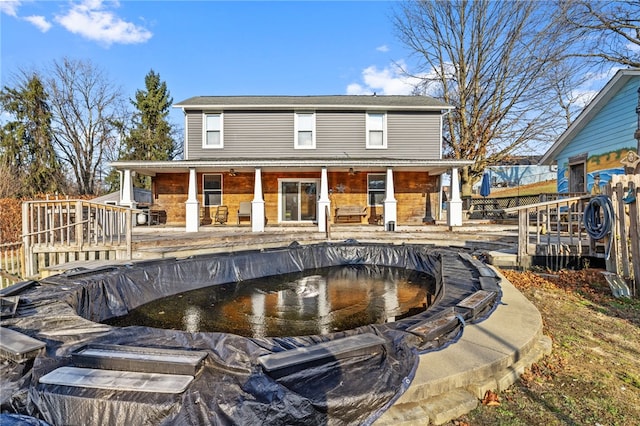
[1,242,502,426]
[105,265,436,337]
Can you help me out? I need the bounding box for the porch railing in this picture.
[22,200,133,277]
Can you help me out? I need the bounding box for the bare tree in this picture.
[47,58,126,195]
[558,0,640,69]
[394,0,576,195]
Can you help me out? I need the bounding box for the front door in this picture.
[280,180,317,222]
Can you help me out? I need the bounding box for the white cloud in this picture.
[0,0,21,17]
[55,0,152,47]
[346,83,367,95]
[24,15,52,32]
[376,44,389,53]
[571,65,624,107]
[346,61,428,95]
[572,89,598,108]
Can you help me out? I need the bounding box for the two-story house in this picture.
[112,95,472,232]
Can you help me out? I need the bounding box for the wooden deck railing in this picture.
[503,176,638,296]
[0,241,23,289]
[502,194,593,269]
[22,200,133,277]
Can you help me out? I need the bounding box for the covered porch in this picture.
[112,159,472,233]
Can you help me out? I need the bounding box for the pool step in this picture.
[71,344,209,376]
[0,327,46,363]
[0,280,37,297]
[39,366,194,394]
[456,290,497,319]
[407,308,461,342]
[258,332,386,378]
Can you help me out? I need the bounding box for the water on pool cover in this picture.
[106,265,435,337]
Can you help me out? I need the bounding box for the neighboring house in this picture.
[112,95,472,232]
[473,156,556,194]
[92,188,152,206]
[540,68,640,194]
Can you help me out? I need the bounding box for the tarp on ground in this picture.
[0,242,501,426]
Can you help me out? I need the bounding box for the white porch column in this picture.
[252,168,265,232]
[447,167,463,227]
[317,167,331,232]
[185,168,200,232]
[120,169,136,209]
[383,167,397,231]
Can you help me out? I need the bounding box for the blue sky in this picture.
[1,0,425,125]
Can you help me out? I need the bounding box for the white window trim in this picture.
[366,112,387,149]
[202,112,224,149]
[294,111,316,149]
[202,173,223,207]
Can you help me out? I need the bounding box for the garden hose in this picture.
[583,195,615,259]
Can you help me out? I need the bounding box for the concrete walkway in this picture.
[375,268,551,425]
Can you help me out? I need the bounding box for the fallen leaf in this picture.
[482,390,500,406]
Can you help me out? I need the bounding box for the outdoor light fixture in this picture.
[229,169,237,176]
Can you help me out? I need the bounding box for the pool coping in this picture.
[375,267,551,425]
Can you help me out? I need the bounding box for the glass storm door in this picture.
[281,181,317,222]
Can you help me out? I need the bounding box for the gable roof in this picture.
[173,95,453,111]
[539,68,640,165]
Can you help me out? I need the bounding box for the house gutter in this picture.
[111,158,473,169]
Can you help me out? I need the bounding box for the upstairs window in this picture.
[366,112,386,148]
[295,112,316,149]
[204,113,223,148]
[203,174,222,206]
[367,174,386,206]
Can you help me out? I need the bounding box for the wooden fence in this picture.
[605,174,639,296]
[466,192,587,219]
[22,200,134,278]
[0,241,23,289]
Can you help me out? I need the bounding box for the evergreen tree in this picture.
[0,72,65,197]
[123,70,176,188]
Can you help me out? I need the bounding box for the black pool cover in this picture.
[0,242,501,426]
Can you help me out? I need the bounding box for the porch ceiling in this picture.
[111,158,472,176]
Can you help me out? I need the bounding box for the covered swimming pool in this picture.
[0,242,501,425]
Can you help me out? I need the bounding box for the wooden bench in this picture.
[334,205,367,223]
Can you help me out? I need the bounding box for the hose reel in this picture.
[583,195,615,258]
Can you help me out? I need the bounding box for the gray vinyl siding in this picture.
[387,112,441,157]
[316,111,365,154]
[186,111,203,160]
[185,109,442,160]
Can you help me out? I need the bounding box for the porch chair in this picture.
[214,205,228,224]
[237,201,251,224]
